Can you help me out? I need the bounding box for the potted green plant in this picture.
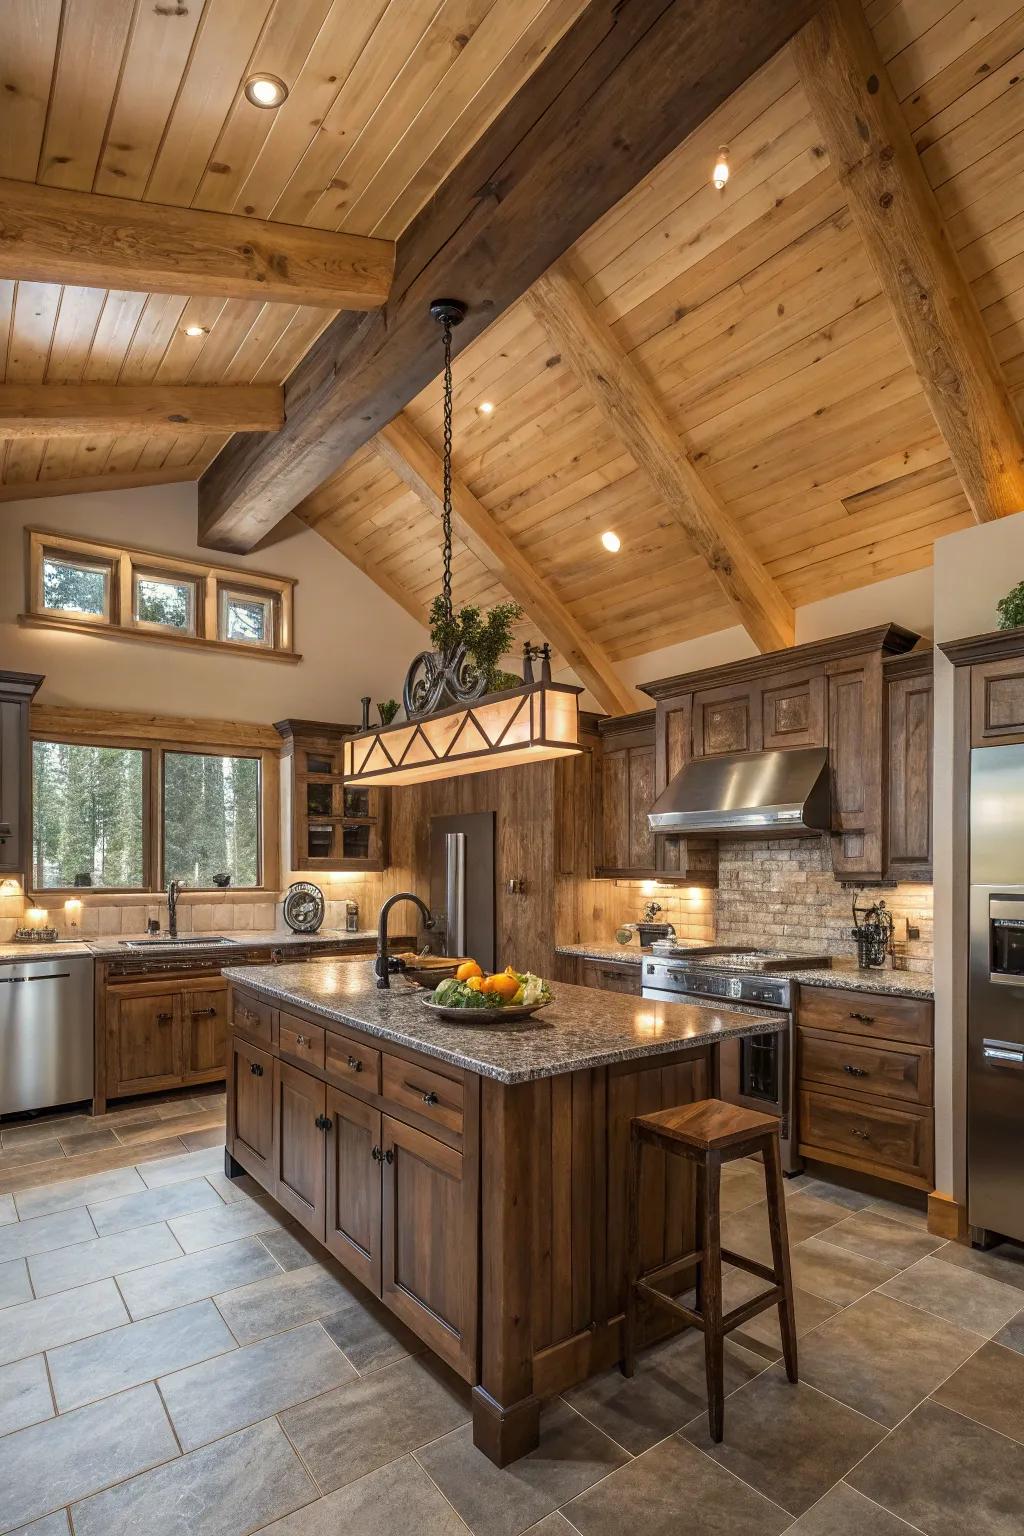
[427,597,523,693]
[997,581,1024,631]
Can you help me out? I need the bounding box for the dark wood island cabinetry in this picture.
[223,957,783,1466]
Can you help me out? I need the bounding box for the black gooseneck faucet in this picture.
[375,892,434,988]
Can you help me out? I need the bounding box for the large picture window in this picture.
[31,731,269,894]
[32,742,145,890]
[163,753,261,888]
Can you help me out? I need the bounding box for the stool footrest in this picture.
[635,1281,702,1331]
[721,1248,778,1285]
[640,1249,702,1291]
[722,1285,784,1334]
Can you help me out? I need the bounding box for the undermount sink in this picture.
[120,936,237,949]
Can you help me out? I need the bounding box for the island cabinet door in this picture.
[273,1060,327,1240]
[227,1036,275,1187]
[325,1085,382,1293]
[381,1115,476,1381]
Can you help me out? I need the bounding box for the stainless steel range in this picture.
[642,945,832,1174]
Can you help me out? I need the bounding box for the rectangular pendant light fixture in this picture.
[343,681,582,787]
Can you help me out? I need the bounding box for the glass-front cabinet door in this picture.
[275,719,386,874]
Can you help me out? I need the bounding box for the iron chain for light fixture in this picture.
[440,309,455,620]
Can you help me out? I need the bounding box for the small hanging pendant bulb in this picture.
[712,146,730,191]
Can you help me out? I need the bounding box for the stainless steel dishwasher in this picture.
[0,953,94,1114]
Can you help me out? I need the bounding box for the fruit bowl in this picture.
[420,997,553,1024]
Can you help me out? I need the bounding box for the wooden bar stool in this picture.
[622,1098,798,1443]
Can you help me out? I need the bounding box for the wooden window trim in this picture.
[131,566,200,638]
[29,708,281,898]
[22,528,299,663]
[36,542,114,624]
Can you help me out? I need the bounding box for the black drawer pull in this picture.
[347,1055,363,1073]
[422,1090,439,1106]
[192,1007,217,1018]
[371,1145,383,1162]
[849,1012,876,1024]
[843,1064,869,1077]
[314,1114,332,1132]
[156,1011,173,1023]
[849,1127,870,1140]
[249,1062,264,1077]
[383,1148,394,1164]
[294,1033,308,1047]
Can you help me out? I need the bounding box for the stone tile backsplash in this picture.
[715,839,933,973]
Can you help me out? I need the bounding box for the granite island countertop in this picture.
[555,943,934,999]
[222,958,786,1085]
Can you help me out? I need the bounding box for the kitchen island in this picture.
[222,958,784,1466]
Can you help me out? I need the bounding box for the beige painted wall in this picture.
[0,481,428,724]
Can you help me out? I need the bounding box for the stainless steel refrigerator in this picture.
[428,812,496,972]
[968,744,1024,1242]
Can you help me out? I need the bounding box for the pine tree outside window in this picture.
[32,742,145,889]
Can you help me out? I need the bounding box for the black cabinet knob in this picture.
[156,1012,173,1023]
[347,1055,363,1072]
[314,1114,333,1132]
[383,1148,394,1164]
[422,1090,439,1106]
[371,1145,383,1162]
[249,1062,264,1077]
[849,1127,870,1140]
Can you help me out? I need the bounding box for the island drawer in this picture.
[325,1030,381,1094]
[797,985,933,1045]
[798,1087,933,1186]
[382,1055,464,1136]
[279,1012,325,1071]
[798,1028,933,1105]
[231,993,276,1047]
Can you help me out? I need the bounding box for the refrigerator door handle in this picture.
[983,1038,1024,1068]
[445,831,467,959]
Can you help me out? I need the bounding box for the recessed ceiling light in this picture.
[183,324,209,337]
[244,74,288,109]
[601,530,621,553]
[712,145,730,191]
[477,400,495,416]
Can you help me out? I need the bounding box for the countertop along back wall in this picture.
[0,481,428,723]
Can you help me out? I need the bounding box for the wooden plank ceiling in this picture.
[4,0,1024,668]
[301,0,1024,662]
[0,0,589,492]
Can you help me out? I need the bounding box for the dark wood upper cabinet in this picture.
[275,718,387,872]
[885,652,933,882]
[596,709,716,885]
[642,625,920,884]
[0,671,43,877]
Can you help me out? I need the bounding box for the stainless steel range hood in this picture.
[648,746,831,836]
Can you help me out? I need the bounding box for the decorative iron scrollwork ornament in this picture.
[402,644,486,720]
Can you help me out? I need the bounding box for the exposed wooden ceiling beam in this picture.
[526,262,794,654]
[0,177,394,311]
[374,412,636,716]
[0,384,283,436]
[196,0,822,554]
[792,0,1024,524]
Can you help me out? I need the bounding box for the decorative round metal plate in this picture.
[282,881,325,933]
[419,998,552,1024]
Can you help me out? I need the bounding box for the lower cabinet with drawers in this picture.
[226,984,478,1380]
[796,983,935,1190]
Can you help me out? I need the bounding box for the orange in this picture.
[486,973,519,1001]
[464,975,485,992]
[456,960,483,981]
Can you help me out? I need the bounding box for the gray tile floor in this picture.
[0,1116,1023,1536]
